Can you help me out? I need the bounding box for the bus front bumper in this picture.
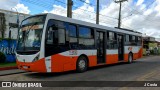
[16,58,47,73]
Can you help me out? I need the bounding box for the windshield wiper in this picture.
[23,22,38,51]
[26,22,38,35]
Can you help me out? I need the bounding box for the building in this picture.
[143,35,160,55]
[0,9,30,39]
[0,9,30,62]
[143,36,156,49]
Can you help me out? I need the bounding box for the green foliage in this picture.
[0,52,6,63]
[0,62,16,67]
[149,43,158,48]
[143,48,146,55]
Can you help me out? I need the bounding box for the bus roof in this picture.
[30,13,142,36]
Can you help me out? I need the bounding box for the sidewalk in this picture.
[0,66,17,70]
[0,69,25,76]
[142,54,160,58]
[0,64,26,76]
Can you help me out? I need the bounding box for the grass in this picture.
[0,62,17,68]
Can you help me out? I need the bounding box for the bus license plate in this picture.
[23,66,28,69]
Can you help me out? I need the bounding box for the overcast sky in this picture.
[0,0,160,40]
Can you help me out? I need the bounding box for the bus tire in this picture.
[128,53,133,64]
[76,56,88,73]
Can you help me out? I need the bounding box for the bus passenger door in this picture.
[96,31,105,64]
[117,34,124,61]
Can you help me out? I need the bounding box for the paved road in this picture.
[0,56,160,90]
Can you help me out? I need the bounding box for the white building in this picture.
[0,9,30,39]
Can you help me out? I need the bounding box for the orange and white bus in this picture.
[16,13,143,73]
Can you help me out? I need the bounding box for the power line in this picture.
[75,0,118,19]
[78,0,96,6]
[72,4,117,19]
[22,0,53,13]
[134,0,156,14]
[22,0,55,10]
[122,0,156,19]
[120,0,157,31]
[22,0,118,27]
[23,0,118,20]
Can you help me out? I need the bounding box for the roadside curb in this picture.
[0,66,17,71]
[142,55,160,58]
[0,69,26,76]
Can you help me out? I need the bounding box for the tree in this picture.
[0,12,6,39]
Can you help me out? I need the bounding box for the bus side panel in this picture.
[106,54,119,64]
[50,50,98,72]
[88,55,97,67]
[124,54,129,62]
[124,46,143,61]
[133,53,138,60]
[132,46,143,60]
[106,49,119,64]
[138,47,143,58]
[134,47,143,60]
[76,50,97,67]
[51,54,77,72]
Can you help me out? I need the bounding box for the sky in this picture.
[0,0,160,40]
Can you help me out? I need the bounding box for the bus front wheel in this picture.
[76,56,88,73]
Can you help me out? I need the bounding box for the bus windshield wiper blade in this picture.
[26,22,38,35]
[23,22,38,51]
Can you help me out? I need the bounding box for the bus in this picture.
[16,13,143,73]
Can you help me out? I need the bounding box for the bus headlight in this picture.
[32,54,40,62]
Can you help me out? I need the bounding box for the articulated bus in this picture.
[16,13,143,73]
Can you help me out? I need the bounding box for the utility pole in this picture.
[67,0,73,18]
[115,0,127,28]
[96,0,99,24]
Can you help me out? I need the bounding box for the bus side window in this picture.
[58,28,65,44]
[107,32,117,49]
[138,37,142,45]
[78,27,95,49]
[46,20,65,45]
[132,36,136,45]
[46,27,54,44]
[69,24,78,49]
[46,25,58,45]
[125,35,129,42]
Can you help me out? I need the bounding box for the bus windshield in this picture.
[16,15,46,54]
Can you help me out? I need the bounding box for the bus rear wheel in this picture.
[76,56,88,73]
[128,53,133,64]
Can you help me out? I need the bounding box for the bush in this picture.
[0,52,6,63]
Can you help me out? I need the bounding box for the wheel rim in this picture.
[129,55,132,62]
[79,59,86,70]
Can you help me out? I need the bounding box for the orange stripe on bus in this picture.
[34,47,142,72]
[51,54,78,72]
[50,54,98,72]
[88,55,97,67]
[106,54,119,64]
[16,58,47,73]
